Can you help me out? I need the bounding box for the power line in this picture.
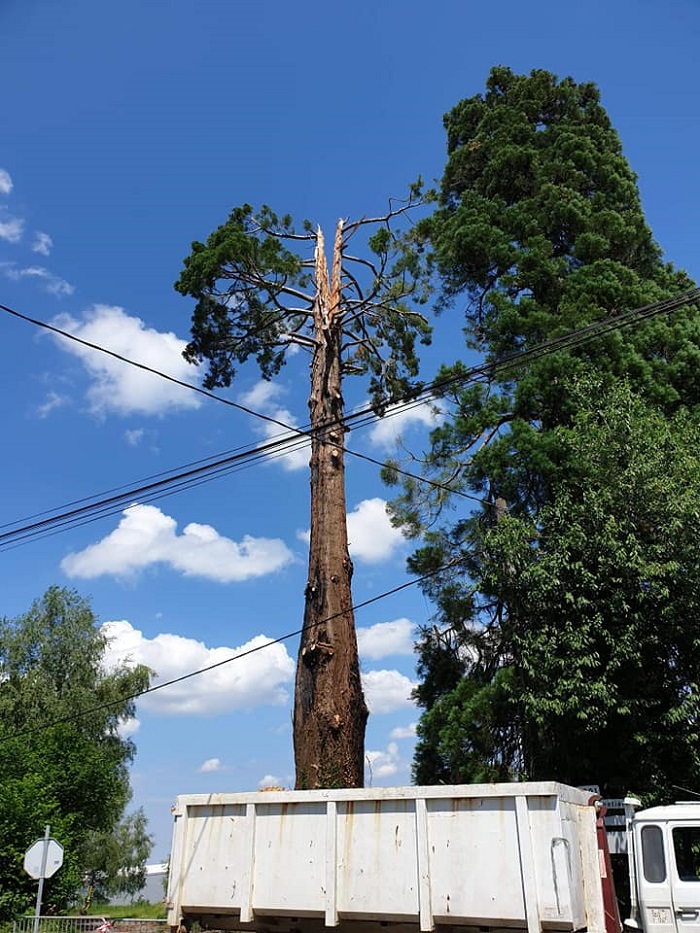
[0,298,424,441]
[6,287,698,442]
[1,287,698,549]
[0,429,313,550]
[0,422,489,552]
[0,301,303,434]
[3,555,465,743]
[2,289,699,738]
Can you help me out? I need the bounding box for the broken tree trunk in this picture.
[293,221,368,789]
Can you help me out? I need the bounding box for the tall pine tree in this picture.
[389,67,700,799]
[176,200,430,788]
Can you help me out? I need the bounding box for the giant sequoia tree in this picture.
[389,67,700,799]
[176,200,429,788]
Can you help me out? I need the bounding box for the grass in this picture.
[83,903,166,920]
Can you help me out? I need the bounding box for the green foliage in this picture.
[394,67,700,800]
[175,198,432,408]
[0,588,152,920]
[87,900,166,919]
[83,809,153,905]
[500,383,700,795]
[414,65,700,508]
[409,381,700,798]
[176,204,311,388]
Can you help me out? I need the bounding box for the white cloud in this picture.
[367,400,444,450]
[199,757,223,773]
[258,775,285,789]
[51,305,202,416]
[357,618,414,660]
[1,262,73,295]
[346,498,406,563]
[0,215,24,243]
[390,723,417,740]
[297,498,405,564]
[361,669,417,714]
[101,618,295,716]
[239,380,309,472]
[0,168,13,195]
[259,412,309,471]
[32,231,53,256]
[117,717,141,739]
[36,390,69,418]
[125,428,144,446]
[365,742,406,781]
[239,381,283,411]
[61,503,294,581]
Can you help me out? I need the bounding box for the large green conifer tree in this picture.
[389,67,700,799]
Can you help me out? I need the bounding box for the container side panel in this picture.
[577,805,606,933]
[166,808,187,926]
[425,797,526,924]
[168,785,598,933]
[251,802,328,915]
[177,804,248,911]
[558,802,588,930]
[336,800,421,920]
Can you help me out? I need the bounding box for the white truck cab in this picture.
[627,804,700,933]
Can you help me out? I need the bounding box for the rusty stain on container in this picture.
[343,801,355,871]
[277,801,289,844]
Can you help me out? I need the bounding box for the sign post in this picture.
[24,825,64,933]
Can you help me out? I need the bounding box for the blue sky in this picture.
[2,0,700,863]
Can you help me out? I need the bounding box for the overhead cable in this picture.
[1,287,698,549]
[3,554,467,742]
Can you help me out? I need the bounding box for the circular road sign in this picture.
[24,837,64,879]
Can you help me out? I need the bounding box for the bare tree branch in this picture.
[341,312,383,365]
[249,219,318,243]
[338,265,366,305]
[266,288,315,319]
[265,282,315,304]
[284,332,318,349]
[358,295,430,327]
[342,198,424,236]
[342,253,380,277]
[341,246,389,311]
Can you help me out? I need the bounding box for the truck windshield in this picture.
[673,827,700,882]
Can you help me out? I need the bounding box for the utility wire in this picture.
[0,299,477,539]
[0,430,312,549]
[2,289,699,737]
[3,555,465,742]
[0,302,303,434]
[1,287,698,550]
[0,429,488,552]
[5,287,698,444]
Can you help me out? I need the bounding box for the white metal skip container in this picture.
[166,782,605,933]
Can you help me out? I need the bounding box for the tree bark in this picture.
[293,221,368,789]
